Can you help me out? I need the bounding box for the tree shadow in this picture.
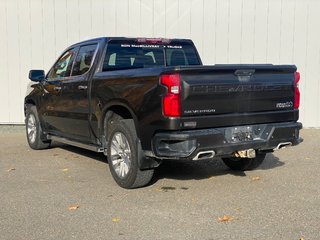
[151,153,284,184]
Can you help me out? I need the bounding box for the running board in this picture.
[47,135,104,153]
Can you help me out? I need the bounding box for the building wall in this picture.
[0,0,319,127]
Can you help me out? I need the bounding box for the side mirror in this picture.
[29,70,45,82]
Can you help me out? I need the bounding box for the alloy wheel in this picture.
[110,132,132,179]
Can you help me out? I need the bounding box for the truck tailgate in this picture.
[179,65,297,117]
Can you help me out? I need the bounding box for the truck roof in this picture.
[69,37,193,48]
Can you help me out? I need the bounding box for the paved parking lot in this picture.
[0,126,319,240]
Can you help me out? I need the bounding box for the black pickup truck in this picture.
[25,37,302,188]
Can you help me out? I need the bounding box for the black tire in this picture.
[25,105,51,150]
[222,153,266,171]
[106,117,154,189]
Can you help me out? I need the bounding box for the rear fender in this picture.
[100,102,139,138]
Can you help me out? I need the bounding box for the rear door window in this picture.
[71,44,97,76]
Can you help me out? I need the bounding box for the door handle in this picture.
[53,86,62,91]
[78,85,88,90]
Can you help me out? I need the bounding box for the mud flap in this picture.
[136,138,161,170]
[122,119,160,170]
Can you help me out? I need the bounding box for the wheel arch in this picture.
[25,103,50,144]
[100,102,161,171]
[100,102,140,139]
[24,98,36,116]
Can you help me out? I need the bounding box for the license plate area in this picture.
[224,125,270,143]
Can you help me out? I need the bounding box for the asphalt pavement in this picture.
[0,126,319,240]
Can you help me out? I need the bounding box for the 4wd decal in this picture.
[276,101,293,108]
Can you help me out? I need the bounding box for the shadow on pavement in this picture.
[51,142,107,163]
[50,142,284,184]
[151,153,284,183]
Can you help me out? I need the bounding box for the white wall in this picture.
[0,0,319,127]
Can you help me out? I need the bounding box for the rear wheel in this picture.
[106,117,154,189]
[25,105,51,150]
[222,153,266,171]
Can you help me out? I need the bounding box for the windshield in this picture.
[102,40,201,71]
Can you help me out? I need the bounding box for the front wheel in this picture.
[25,105,51,150]
[106,118,154,189]
[222,153,266,171]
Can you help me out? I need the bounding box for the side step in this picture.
[47,135,104,153]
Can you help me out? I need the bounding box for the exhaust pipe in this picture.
[193,150,215,160]
[274,142,292,151]
[234,149,256,158]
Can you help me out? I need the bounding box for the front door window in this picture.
[47,48,77,80]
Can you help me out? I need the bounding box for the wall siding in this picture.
[0,0,319,127]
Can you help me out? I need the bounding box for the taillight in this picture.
[294,71,300,109]
[160,73,181,117]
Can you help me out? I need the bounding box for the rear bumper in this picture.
[151,122,303,160]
